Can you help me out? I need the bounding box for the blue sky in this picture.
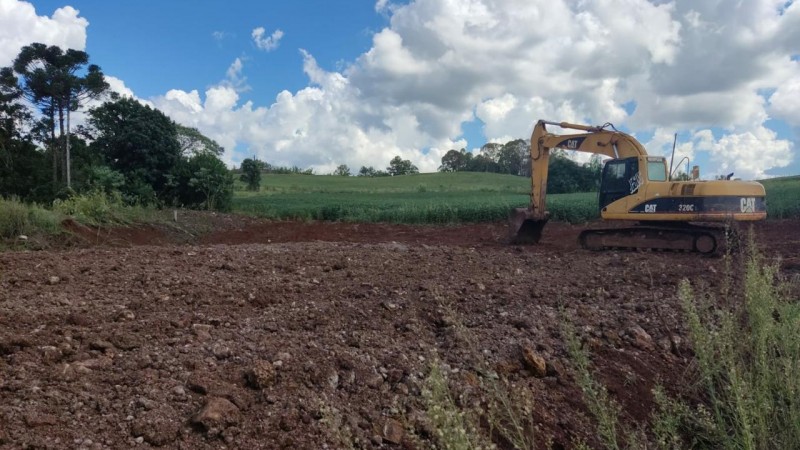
[31,1,388,99]
[3,0,799,178]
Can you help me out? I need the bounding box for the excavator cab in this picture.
[599,157,639,210]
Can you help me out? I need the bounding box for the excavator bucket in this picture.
[509,208,549,244]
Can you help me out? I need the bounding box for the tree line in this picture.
[438,140,602,194]
[1,43,602,205]
[1,43,233,210]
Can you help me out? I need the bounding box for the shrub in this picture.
[0,197,61,239]
[680,238,800,449]
[53,191,145,225]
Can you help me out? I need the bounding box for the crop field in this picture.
[233,172,800,224]
[762,175,800,219]
[233,172,599,224]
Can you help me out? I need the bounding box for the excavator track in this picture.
[578,224,729,254]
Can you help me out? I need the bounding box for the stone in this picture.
[24,413,58,427]
[89,340,115,352]
[245,361,275,389]
[520,345,547,378]
[212,343,231,359]
[131,412,180,446]
[192,397,241,433]
[382,418,404,445]
[627,325,654,350]
[192,324,212,342]
[545,360,565,378]
[187,372,211,394]
[48,276,60,285]
[365,373,384,389]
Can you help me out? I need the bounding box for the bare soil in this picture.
[1,214,798,449]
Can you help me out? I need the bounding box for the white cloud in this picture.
[143,0,796,176]
[222,57,249,92]
[693,127,793,179]
[769,74,800,126]
[104,75,136,99]
[252,26,283,51]
[0,0,88,66]
[35,0,783,177]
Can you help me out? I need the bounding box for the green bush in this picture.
[680,239,800,449]
[53,191,146,225]
[167,153,234,211]
[0,197,61,239]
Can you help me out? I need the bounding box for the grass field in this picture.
[761,175,800,219]
[233,172,599,224]
[233,172,800,225]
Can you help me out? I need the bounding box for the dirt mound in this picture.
[0,215,797,448]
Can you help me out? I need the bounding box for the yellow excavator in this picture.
[510,120,767,253]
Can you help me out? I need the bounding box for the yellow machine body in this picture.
[511,120,767,249]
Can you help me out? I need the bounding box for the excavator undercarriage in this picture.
[577,222,736,254]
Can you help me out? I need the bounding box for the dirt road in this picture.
[1,217,797,449]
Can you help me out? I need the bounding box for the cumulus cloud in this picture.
[769,75,800,126]
[0,0,88,66]
[139,0,797,176]
[252,26,283,51]
[693,127,793,179]
[9,0,790,176]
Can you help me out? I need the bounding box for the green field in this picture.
[762,176,800,219]
[232,172,799,224]
[233,172,598,224]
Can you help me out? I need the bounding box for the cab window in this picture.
[647,159,667,181]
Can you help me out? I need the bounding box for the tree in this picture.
[88,97,181,203]
[497,142,523,175]
[439,148,472,172]
[387,156,419,176]
[333,164,351,176]
[176,124,223,156]
[673,171,691,181]
[466,153,498,172]
[358,165,376,177]
[0,67,51,201]
[168,153,234,211]
[479,142,503,162]
[546,150,600,194]
[188,155,234,211]
[240,157,265,191]
[11,43,108,189]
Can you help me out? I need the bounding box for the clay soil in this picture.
[1,214,798,449]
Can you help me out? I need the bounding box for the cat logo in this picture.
[566,139,579,149]
[740,197,756,213]
[644,204,657,213]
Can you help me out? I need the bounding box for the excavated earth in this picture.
[1,214,798,449]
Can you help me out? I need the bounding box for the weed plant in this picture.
[53,191,149,226]
[0,197,61,239]
[562,236,799,449]
[680,236,800,449]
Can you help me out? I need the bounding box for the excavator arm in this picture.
[511,120,647,243]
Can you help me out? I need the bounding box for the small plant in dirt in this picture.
[562,317,624,450]
[561,235,800,450]
[423,359,488,450]
[0,197,61,240]
[679,236,800,449]
[53,191,148,226]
